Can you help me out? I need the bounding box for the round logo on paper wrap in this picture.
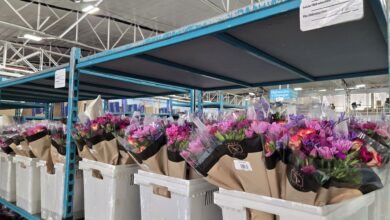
[287,165,321,192]
[225,141,247,160]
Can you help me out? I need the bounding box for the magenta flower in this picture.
[301,165,316,174]
[268,122,283,137]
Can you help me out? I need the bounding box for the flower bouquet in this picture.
[109,115,134,165]
[283,115,383,206]
[181,114,274,220]
[48,122,67,164]
[122,116,167,174]
[73,113,120,165]
[0,126,20,155]
[165,120,196,179]
[18,122,50,159]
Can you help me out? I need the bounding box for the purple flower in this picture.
[268,122,283,137]
[331,139,352,153]
[317,146,337,160]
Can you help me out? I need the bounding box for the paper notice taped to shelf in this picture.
[54,68,66,88]
[300,0,364,31]
[234,160,252,171]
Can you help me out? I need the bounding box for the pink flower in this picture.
[245,129,254,138]
[305,119,321,131]
[250,121,269,134]
[180,150,190,159]
[375,128,390,138]
[188,138,204,154]
[268,122,283,138]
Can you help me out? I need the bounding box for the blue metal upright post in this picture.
[189,90,195,113]
[168,97,173,116]
[63,47,81,220]
[103,99,109,112]
[45,103,53,120]
[219,92,224,112]
[196,90,203,113]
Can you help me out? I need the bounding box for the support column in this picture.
[196,90,203,114]
[219,91,224,112]
[103,99,109,112]
[62,47,80,220]
[190,90,195,113]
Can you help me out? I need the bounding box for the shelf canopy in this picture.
[0,65,189,103]
[0,0,386,103]
[78,0,387,91]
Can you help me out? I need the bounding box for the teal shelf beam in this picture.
[0,198,40,220]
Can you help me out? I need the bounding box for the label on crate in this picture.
[300,0,364,31]
[234,160,252,171]
[54,68,66,88]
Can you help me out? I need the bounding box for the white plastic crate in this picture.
[79,159,140,220]
[13,155,41,214]
[134,170,222,220]
[37,161,84,220]
[0,152,16,202]
[214,188,375,220]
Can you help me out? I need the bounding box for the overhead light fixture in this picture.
[248,92,255,96]
[294,87,303,91]
[356,84,366,89]
[318,89,327,92]
[0,71,24,78]
[23,34,42,42]
[348,87,356,90]
[82,5,100,14]
[334,88,344,91]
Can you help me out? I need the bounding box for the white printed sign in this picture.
[234,160,252,171]
[300,0,364,31]
[54,69,66,88]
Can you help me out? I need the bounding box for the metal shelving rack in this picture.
[0,0,386,219]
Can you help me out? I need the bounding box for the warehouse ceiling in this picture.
[0,0,387,98]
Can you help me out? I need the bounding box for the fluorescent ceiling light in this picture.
[348,87,356,90]
[318,89,327,92]
[23,34,42,41]
[248,92,255,96]
[356,84,366,89]
[294,87,302,91]
[334,88,344,91]
[0,71,24,78]
[82,5,100,14]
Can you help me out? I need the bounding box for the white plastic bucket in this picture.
[79,159,140,220]
[134,170,222,220]
[0,152,16,202]
[214,188,375,220]
[38,161,84,220]
[13,155,41,214]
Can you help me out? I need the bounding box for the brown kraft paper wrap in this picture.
[26,130,55,173]
[10,137,34,158]
[128,135,168,175]
[167,147,187,179]
[75,139,96,161]
[117,142,134,165]
[195,136,274,220]
[263,148,291,199]
[85,133,119,165]
[284,165,383,206]
[50,140,66,164]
